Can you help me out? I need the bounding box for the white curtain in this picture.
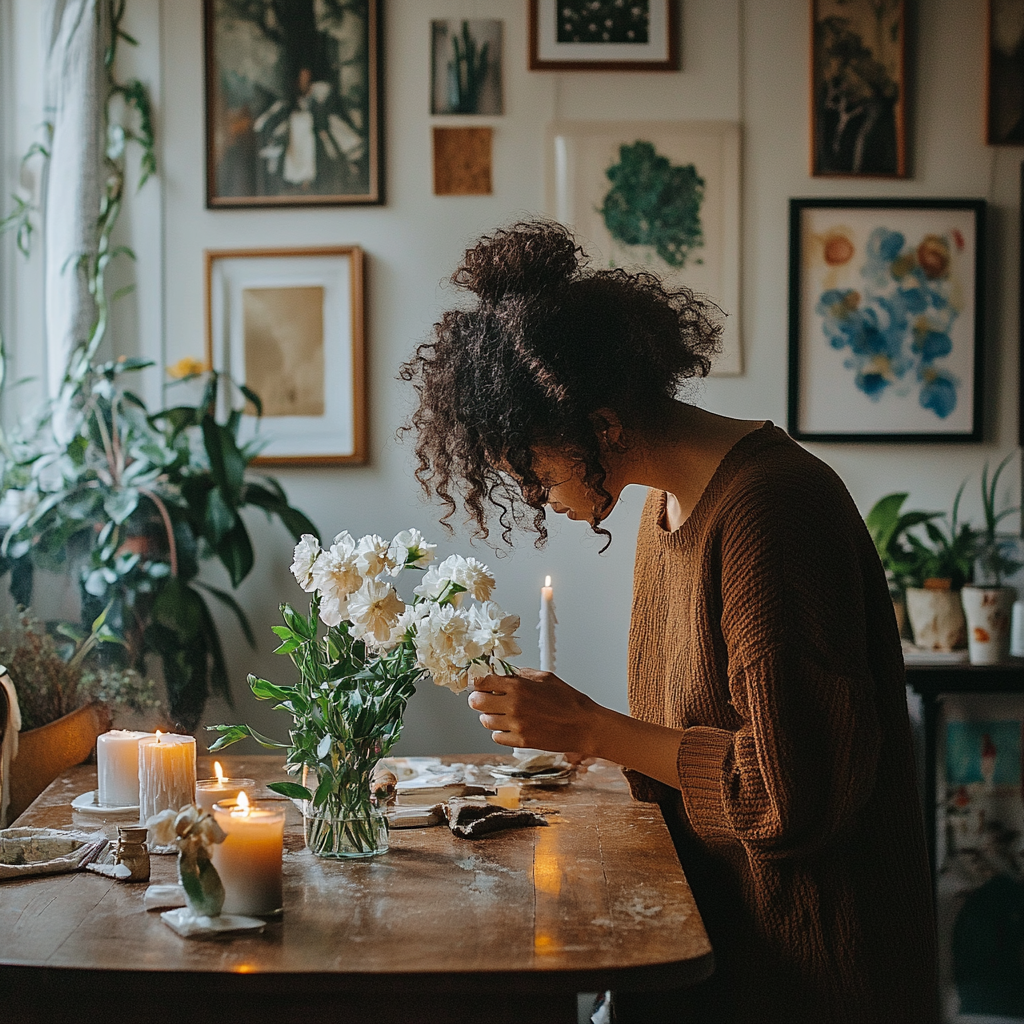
[42,0,108,397]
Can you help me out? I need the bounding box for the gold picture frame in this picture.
[204,246,366,466]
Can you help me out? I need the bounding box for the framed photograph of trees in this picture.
[204,0,382,208]
[811,0,907,177]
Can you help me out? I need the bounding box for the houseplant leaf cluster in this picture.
[0,360,317,732]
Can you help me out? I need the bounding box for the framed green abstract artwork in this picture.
[546,120,741,375]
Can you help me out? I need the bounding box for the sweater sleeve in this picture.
[676,463,885,859]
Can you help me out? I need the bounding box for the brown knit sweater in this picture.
[625,423,938,1023]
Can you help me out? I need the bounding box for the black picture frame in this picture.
[788,198,986,443]
[1019,164,1024,450]
[204,0,382,208]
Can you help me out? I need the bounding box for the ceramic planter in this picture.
[960,586,1016,665]
[905,586,967,652]
[8,703,111,823]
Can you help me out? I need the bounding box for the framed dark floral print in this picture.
[788,199,986,443]
[204,0,382,208]
[529,0,679,71]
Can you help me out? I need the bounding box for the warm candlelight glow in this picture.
[545,574,551,587]
[214,761,226,784]
[234,791,251,817]
[154,730,162,743]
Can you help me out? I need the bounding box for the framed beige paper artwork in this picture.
[205,246,366,465]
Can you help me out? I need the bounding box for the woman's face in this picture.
[531,447,621,524]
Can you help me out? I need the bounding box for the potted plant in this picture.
[866,484,976,651]
[961,455,1021,664]
[0,359,316,732]
[0,608,162,822]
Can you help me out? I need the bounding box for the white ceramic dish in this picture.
[71,790,139,815]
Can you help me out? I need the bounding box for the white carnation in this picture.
[468,601,522,661]
[355,534,394,578]
[290,534,321,592]
[348,579,406,647]
[311,534,362,606]
[387,529,437,575]
[452,557,495,602]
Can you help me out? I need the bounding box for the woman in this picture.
[402,221,938,1023]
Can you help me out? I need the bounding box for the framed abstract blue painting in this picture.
[788,198,985,443]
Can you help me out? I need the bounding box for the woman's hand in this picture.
[469,667,690,791]
[468,667,601,754]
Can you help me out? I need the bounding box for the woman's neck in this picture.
[622,404,763,531]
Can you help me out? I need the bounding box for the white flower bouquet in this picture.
[209,529,521,858]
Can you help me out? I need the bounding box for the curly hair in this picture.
[400,220,723,547]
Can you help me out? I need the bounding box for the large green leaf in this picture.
[202,417,246,503]
[203,486,237,545]
[215,521,254,587]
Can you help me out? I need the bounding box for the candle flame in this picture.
[154,730,162,743]
[544,575,551,587]
[214,761,226,784]
[235,791,251,816]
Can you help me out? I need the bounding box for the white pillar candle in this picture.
[138,732,197,825]
[212,794,285,916]
[195,761,256,813]
[96,730,153,807]
[538,574,557,673]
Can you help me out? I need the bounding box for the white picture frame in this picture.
[205,246,366,465]
[546,120,742,376]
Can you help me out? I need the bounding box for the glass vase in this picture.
[301,763,389,859]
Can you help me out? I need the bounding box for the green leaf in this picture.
[207,724,249,750]
[103,488,140,525]
[249,675,296,703]
[215,522,254,587]
[203,486,237,545]
[267,781,311,801]
[195,581,256,647]
[202,417,247,502]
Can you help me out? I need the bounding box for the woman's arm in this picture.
[468,667,686,789]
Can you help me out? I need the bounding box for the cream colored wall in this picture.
[3,0,1021,754]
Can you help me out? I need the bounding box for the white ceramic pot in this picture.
[905,587,967,652]
[960,586,1016,665]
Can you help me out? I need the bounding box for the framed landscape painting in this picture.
[811,0,907,177]
[546,120,741,375]
[204,0,381,208]
[205,247,366,465]
[529,0,679,71]
[788,199,985,443]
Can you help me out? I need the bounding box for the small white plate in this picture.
[71,790,139,815]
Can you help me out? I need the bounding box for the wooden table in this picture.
[0,755,712,1023]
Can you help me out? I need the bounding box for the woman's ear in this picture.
[590,408,627,453]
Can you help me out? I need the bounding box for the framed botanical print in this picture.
[204,0,382,208]
[811,0,907,177]
[205,246,366,465]
[547,120,742,375]
[529,0,679,72]
[788,199,986,443]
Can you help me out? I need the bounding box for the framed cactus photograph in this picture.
[430,20,502,115]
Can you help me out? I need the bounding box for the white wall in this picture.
[4,0,1021,755]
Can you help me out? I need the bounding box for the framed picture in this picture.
[203,0,381,208]
[1020,163,1024,449]
[810,0,907,177]
[529,0,679,71]
[788,199,986,443]
[546,120,742,375]
[937,697,1024,1023]
[431,20,503,115]
[987,0,1024,145]
[205,246,366,465]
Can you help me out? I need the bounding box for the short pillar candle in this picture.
[212,794,285,917]
[138,732,197,825]
[96,730,153,807]
[195,761,256,813]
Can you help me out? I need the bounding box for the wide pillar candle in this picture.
[96,730,153,806]
[195,764,256,813]
[138,733,197,824]
[212,797,285,916]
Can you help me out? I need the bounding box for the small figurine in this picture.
[147,805,227,917]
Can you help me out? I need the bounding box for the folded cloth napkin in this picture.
[443,798,548,839]
[0,827,109,881]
